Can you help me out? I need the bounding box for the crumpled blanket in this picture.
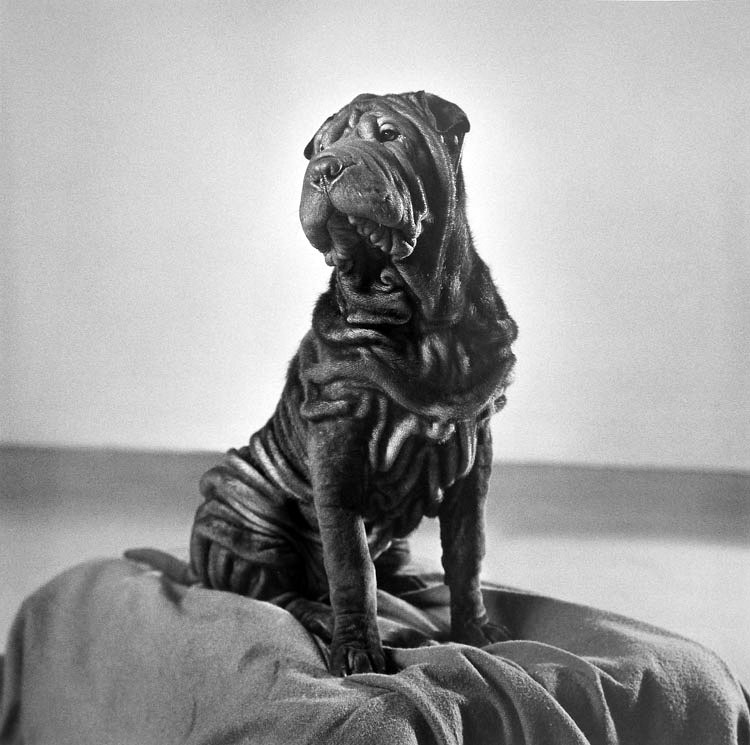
[1,558,748,745]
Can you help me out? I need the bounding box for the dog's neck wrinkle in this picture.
[324,222,504,344]
[309,259,515,423]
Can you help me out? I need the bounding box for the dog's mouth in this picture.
[323,212,413,278]
[299,145,433,326]
[322,211,415,325]
[342,214,414,261]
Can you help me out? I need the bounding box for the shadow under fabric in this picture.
[1,558,748,745]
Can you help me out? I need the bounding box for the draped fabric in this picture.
[1,557,748,745]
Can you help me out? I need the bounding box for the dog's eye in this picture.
[378,127,400,143]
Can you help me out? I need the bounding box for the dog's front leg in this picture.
[439,422,512,646]
[308,418,385,676]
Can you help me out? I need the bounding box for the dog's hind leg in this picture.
[190,473,340,646]
[190,494,343,663]
[189,497,305,599]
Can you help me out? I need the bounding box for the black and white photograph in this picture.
[1,1,748,742]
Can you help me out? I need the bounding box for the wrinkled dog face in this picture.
[299,92,469,326]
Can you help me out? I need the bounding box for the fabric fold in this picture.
[1,557,748,745]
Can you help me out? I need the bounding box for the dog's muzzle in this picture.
[300,141,427,259]
[299,142,433,325]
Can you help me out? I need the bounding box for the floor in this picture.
[2,446,749,686]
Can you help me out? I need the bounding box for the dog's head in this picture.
[299,91,472,326]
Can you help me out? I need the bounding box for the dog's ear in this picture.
[304,117,333,160]
[304,112,337,160]
[417,92,471,171]
[303,136,316,160]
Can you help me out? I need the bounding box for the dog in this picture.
[128,91,517,676]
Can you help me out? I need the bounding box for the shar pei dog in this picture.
[128,91,517,676]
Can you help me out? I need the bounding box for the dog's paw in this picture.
[331,642,386,676]
[330,616,385,676]
[451,618,512,648]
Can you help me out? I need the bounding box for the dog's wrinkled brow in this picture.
[355,113,379,140]
[317,110,350,150]
[347,108,360,128]
[320,105,391,150]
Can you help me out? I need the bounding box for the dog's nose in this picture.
[309,155,344,184]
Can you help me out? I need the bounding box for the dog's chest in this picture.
[362,397,479,523]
